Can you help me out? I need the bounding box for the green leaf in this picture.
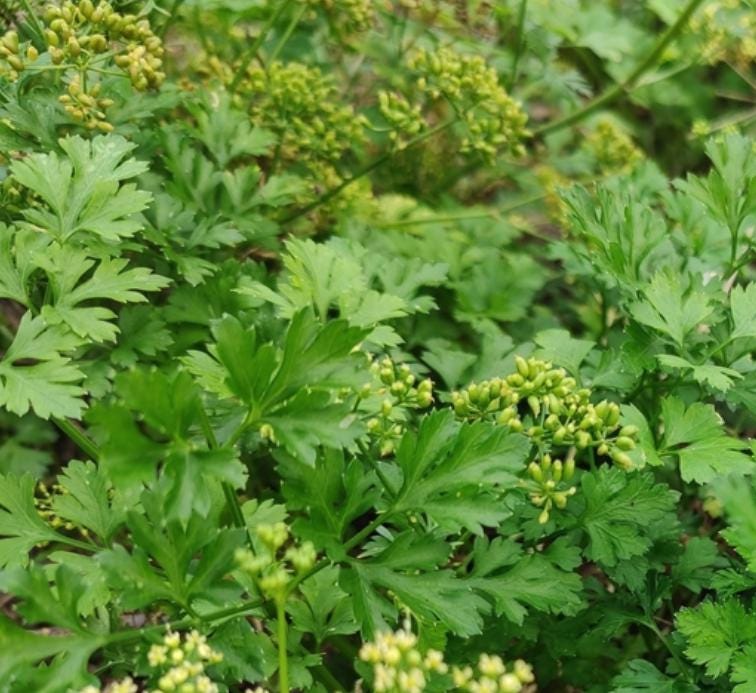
[392,411,529,535]
[0,474,62,567]
[470,537,584,625]
[288,566,359,643]
[677,599,756,683]
[39,251,169,343]
[660,397,752,483]
[263,390,362,466]
[611,659,697,692]
[10,134,152,242]
[579,467,679,566]
[534,328,595,375]
[51,461,123,544]
[716,475,756,572]
[630,271,713,348]
[0,313,86,419]
[730,283,756,341]
[657,354,742,392]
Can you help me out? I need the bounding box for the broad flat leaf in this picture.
[0,474,63,567]
[661,397,752,483]
[470,540,583,625]
[263,390,362,466]
[630,271,713,348]
[0,224,29,305]
[40,252,169,342]
[209,620,277,684]
[534,328,595,375]
[657,354,742,392]
[111,306,174,366]
[278,450,379,557]
[11,134,151,242]
[611,659,697,692]
[0,613,101,691]
[288,566,359,643]
[730,283,756,340]
[51,461,123,543]
[677,599,756,683]
[392,411,529,534]
[348,559,489,638]
[717,475,756,572]
[579,467,679,566]
[0,313,86,419]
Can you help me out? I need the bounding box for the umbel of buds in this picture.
[42,1,165,90]
[235,60,367,166]
[527,453,577,524]
[407,46,529,161]
[362,355,434,456]
[452,356,640,471]
[359,628,536,693]
[235,522,317,601]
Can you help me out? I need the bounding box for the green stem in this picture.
[18,0,45,46]
[199,406,246,529]
[53,418,100,462]
[343,512,391,554]
[276,598,290,693]
[269,3,306,63]
[160,0,186,39]
[229,0,294,93]
[641,619,694,682]
[281,117,457,224]
[105,597,265,645]
[533,0,705,137]
[378,193,547,228]
[508,0,528,90]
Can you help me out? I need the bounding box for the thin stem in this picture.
[508,0,528,90]
[343,512,390,554]
[640,619,694,682]
[533,0,705,137]
[229,0,294,93]
[160,0,186,39]
[281,118,457,224]
[53,418,100,462]
[269,3,306,63]
[19,0,45,46]
[105,597,265,645]
[199,406,246,529]
[276,598,290,693]
[378,193,547,228]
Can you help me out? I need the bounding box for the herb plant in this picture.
[0,1,754,692]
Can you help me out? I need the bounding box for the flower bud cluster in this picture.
[0,29,39,81]
[79,677,138,693]
[584,119,642,173]
[378,90,425,150]
[359,629,536,693]
[59,74,115,132]
[147,629,223,693]
[42,1,165,90]
[451,654,535,693]
[451,356,639,471]
[689,1,755,70]
[238,61,367,166]
[526,453,577,524]
[359,629,446,692]
[235,522,317,600]
[299,0,374,34]
[362,356,434,456]
[407,47,529,160]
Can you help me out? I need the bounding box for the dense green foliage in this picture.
[0,0,754,691]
